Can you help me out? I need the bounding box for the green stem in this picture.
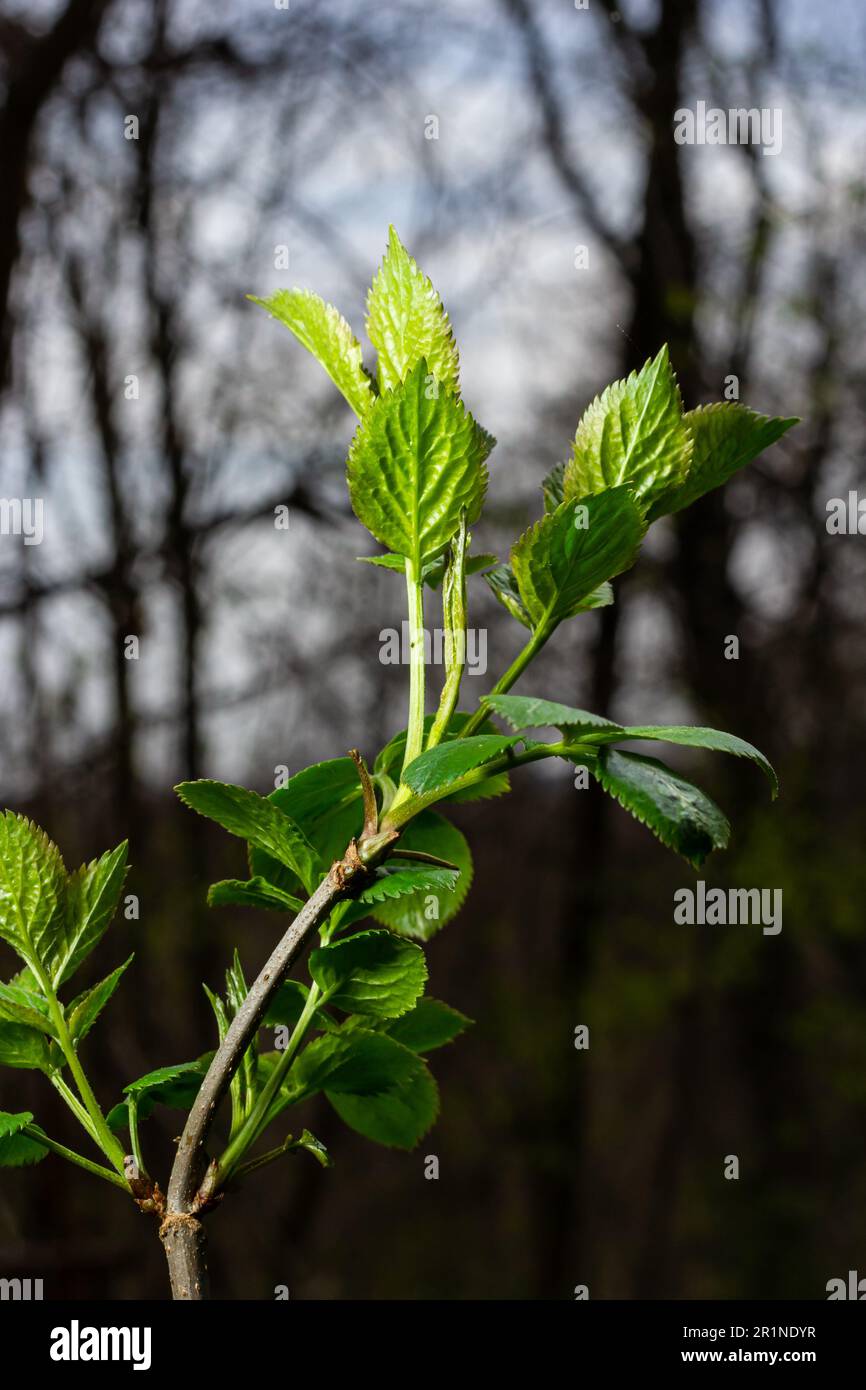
[212,983,324,1190]
[461,622,554,738]
[23,1124,129,1190]
[44,994,127,1176]
[232,1137,295,1183]
[384,739,577,831]
[127,1094,147,1179]
[401,558,427,773]
[50,1073,100,1146]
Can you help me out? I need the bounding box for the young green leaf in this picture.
[309,929,427,1018]
[57,842,129,988]
[563,345,693,514]
[208,877,304,914]
[486,564,614,626]
[402,734,519,798]
[358,551,496,588]
[542,460,566,512]
[0,1111,48,1167]
[511,488,645,633]
[203,982,230,1043]
[375,716,510,806]
[592,748,730,868]
[356,553,407,573]
[648,403,798,520]
[291,1128,332,1168]
[176,780,321,895]
[0,813,67,980]
[108,1054,214,1132]
[366,225,459,393]
[347,358,489,571]
[248,758,364,897]
[384,997,473,1053]
[422,550,497,590]
[354,866,459,906]
[67,955,134,1044]
[339,866,462,927]
[249,289,375,418]
[371,812,472,940]
[484,563,532,628]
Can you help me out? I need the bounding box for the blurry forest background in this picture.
[1,0,865,1299]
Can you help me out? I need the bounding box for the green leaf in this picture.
[649,403,799,520]
[339,865,463,928]
[485,695,622,741]
[309,929,427,1018]
[208,877,304,914]
[176,780,320,895]
[327,1061,438,1150]
[58,842,129,987]
[488,701,777,797]
[484,563,532,628]
[385,997,472,1053]
[563,345,693,514]
[0,1021,53,1072]
[249,289,375,418]
[0,1111,48,1167]
[0,813,67,980]
[203,982,229,1043]
[355,866,459,906]
[347,358,489,571]
[358,552,496,588]
[263,979,335,1032]
[371,811,472,941]
[402,734,518,798]
[366,225,459,393]
[584,724,778,797]
[356,553,406,573]
[576,581,615,611]
[592,749,730,868]
[108,1053,214,1132]
[0,978,55,1036]
[285,1022,439,1149]
[67,956,133,1045]
[542,460,566,512]
[376,716,511,807]
[123,1055,214,1100]
[249,759,364,898]
[291,1128,332,1168]
[289,1024,421,1098]
[422,551,498,590]
[511,488,645,633]
[376,713,490,775]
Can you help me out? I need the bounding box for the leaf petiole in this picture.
[461,621,554,738]
[42,985,128,1177]
[23,1123,130,1191]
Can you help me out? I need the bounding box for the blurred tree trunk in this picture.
[0,0,109,388]
[506,0,704,1297]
